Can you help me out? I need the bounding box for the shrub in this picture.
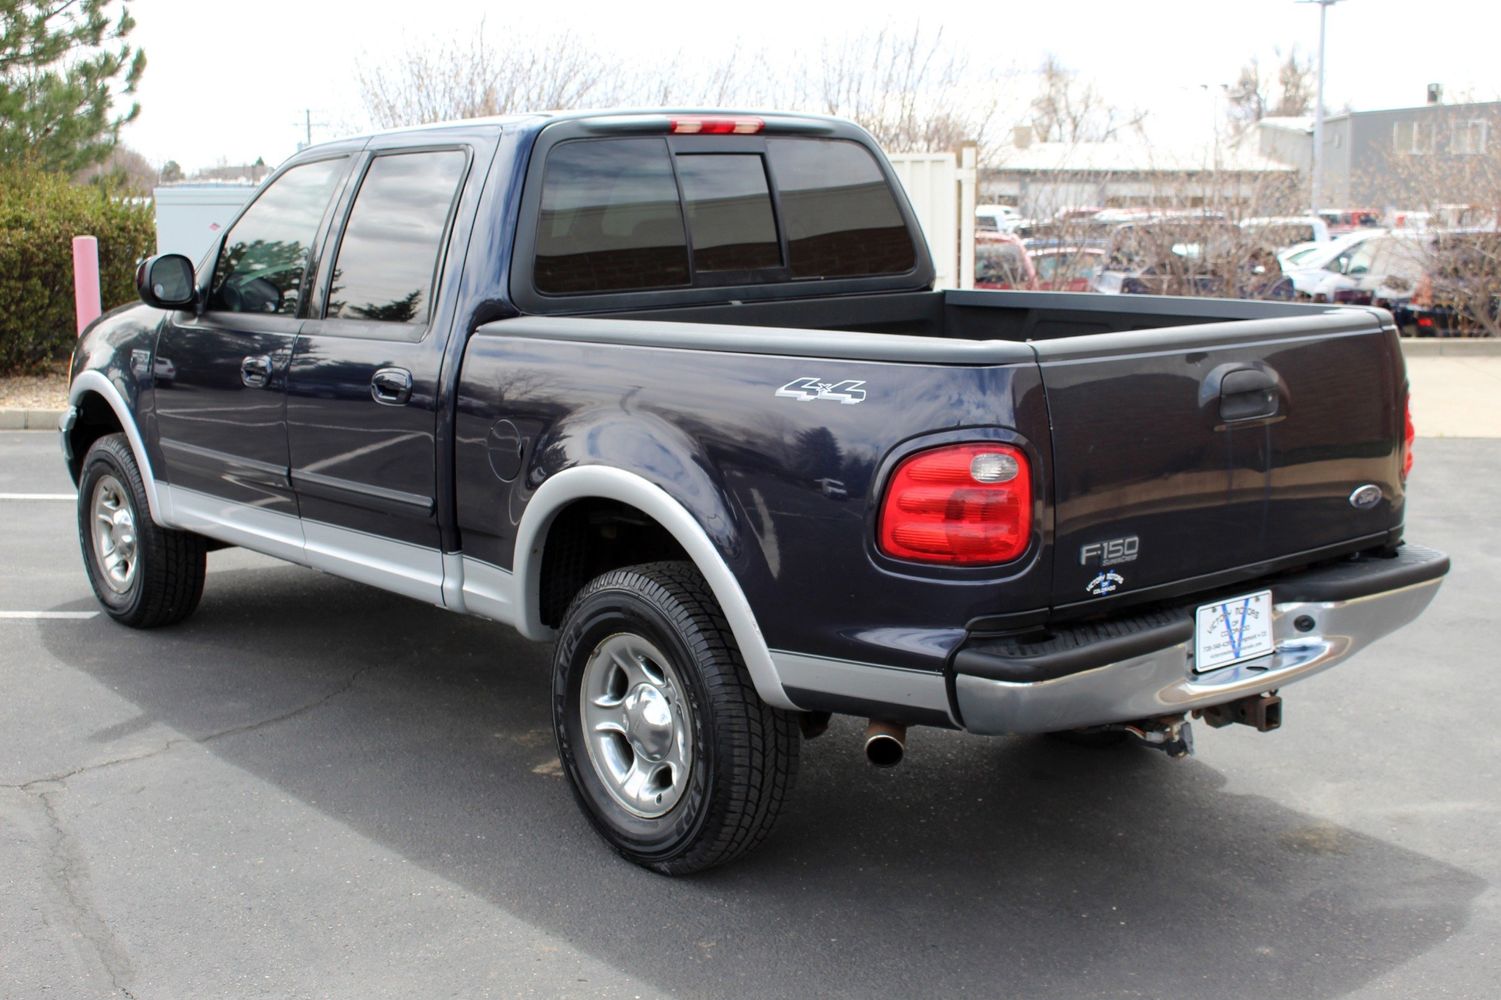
[0,168,155,373]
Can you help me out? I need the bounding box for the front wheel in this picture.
[552,562,800,874]
[77,433,206,627]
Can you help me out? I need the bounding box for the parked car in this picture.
[1407,229,1501,336]
[1317,208,1382,236]
[1309,232,1428,331]
[64,109,1446,874]
[975,203,1020,233]
[1026,242,1106,292]
[1240,215,1331,249]
[1091,215,1241,295]
[974,233,1039,289]
[1280,229,1388,298]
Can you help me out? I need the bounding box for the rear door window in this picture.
[326,149,468,323]
[765,138,916,278]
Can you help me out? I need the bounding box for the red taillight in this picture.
[878,444,1032,565]
[1402,396,1415,482]
[669,116,764,135]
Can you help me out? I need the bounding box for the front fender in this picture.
[64,302,170,524]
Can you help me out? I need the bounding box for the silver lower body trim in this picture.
[955,577,1444,735]
[459,556,521,628]
[165,483,305,565]
[771,650,956,725]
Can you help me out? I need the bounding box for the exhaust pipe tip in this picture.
[864,720,907,768]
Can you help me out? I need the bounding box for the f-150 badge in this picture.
[775,377,867,404]
[1086,570,1125,596]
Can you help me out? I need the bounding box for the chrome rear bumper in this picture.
[955,546,1447,735]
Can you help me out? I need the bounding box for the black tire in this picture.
[77,433,206,628]
[552,561,800,874]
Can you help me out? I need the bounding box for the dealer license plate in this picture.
[1193,590,1275,673]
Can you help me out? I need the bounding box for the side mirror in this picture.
[136,254,198,311]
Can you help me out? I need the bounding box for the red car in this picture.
[1028,245,1105,292]
[974,234,1038,289]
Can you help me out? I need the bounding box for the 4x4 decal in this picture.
[775,377,867,405]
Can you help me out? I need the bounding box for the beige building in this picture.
[981,125,1298,218]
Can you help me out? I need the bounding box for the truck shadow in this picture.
[44,562,1482,1000]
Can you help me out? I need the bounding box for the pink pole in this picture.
[72,235,102,335]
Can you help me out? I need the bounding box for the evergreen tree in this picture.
[0,1,145,172]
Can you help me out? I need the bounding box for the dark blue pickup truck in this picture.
[62,111,1448,873]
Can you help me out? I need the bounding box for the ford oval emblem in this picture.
[1349,484,1383,510]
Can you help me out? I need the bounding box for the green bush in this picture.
[0,168,155,373]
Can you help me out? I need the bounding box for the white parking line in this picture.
[0,611,99,619]
[0,493,74,500]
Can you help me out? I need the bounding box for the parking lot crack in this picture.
[30,784,137,996]
[3,665,376,790]
[198,663,375,745]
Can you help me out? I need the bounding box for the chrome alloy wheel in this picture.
[90,474,138,594]
[579,633,695,819]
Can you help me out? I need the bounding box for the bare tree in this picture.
[358,23,624,128]
[1226,49,1314,134]
[1028,55,1143,144]
[1376,108,1501,336]
[802,23,1000,153]
[73,144,157,194]
[356,19,1009,158]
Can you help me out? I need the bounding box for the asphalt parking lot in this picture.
[2,429,1498,1000]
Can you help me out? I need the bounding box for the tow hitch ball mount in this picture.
[1116,693,1284,759]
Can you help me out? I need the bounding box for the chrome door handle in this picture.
[371,367,413,405]
[240,354,273,388]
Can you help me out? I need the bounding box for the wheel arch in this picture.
[513,466,795,710]
[67,371,169,526]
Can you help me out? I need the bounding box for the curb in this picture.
[0,409,65,431]
[1398,338,1501,357]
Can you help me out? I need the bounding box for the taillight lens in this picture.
[669,116,764,135]
[878,444,1032,565]
[1402,395,1415,482]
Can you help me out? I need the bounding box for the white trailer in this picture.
[152,184,257,266]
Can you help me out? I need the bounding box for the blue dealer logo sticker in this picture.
[1087,570,1125,596]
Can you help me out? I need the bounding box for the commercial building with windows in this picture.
[1256,99,1501,209]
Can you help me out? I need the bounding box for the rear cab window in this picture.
[515,120,926,311]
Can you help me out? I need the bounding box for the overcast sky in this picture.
[121,0,1499,172]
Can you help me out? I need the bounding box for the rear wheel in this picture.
[77,434,206,627]
[552,561,799,874]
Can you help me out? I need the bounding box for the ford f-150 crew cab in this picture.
[62,111,1449,874]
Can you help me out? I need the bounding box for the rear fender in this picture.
[512,417,791,709]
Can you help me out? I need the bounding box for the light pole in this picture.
[1299,0,1344,212]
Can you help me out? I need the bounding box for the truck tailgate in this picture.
[1036,308,1405,612]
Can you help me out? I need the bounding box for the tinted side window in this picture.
[326,150,467,323]
[210,158,346,315]
[536,139,689,294]
[766,139,915,278]
[675,154,780,273]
